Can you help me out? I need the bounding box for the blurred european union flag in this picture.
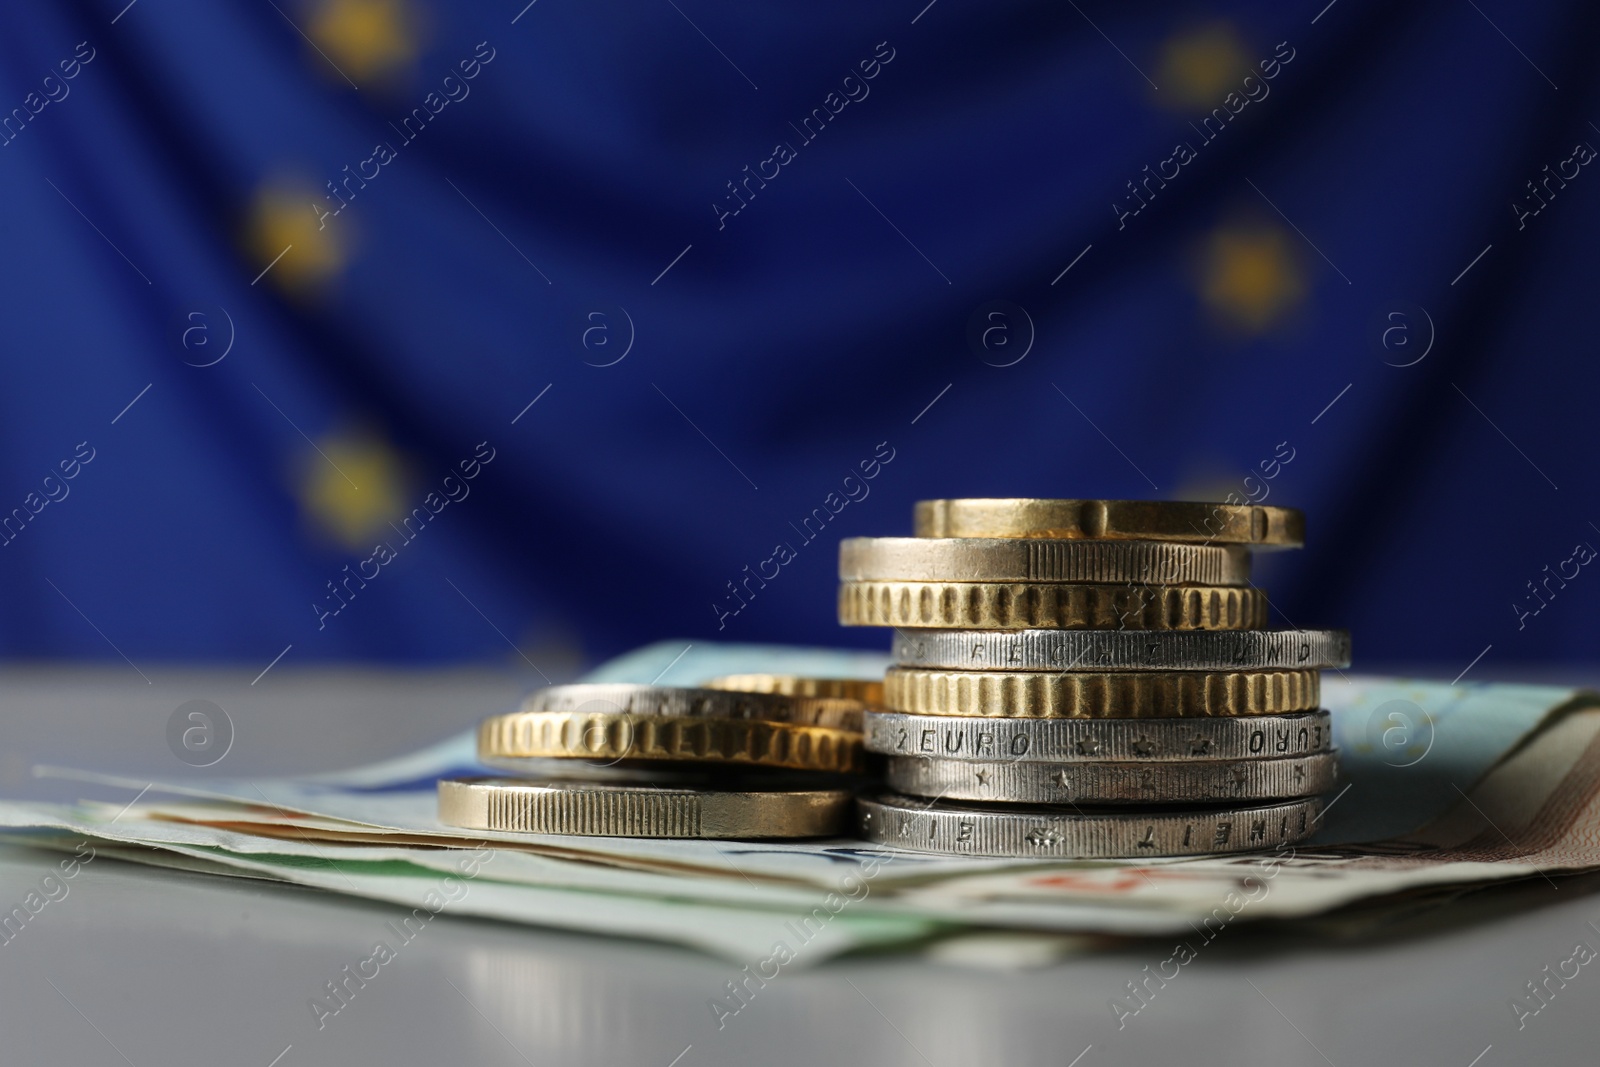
[0,0,1596,674]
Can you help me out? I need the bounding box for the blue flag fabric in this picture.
[0,0,1595,671]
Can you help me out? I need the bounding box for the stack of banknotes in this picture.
[3,640,1598,963]
[842,499,1346,857]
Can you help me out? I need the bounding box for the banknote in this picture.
[29,641,1575,847]
[5,640,1598,962]
[0,804,941,960]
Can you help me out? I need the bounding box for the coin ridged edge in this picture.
[438,779,852,838]
[478,712,864,773]
[838,538,1251,585]
[838,581,1268,630]
[882,668,1321,718]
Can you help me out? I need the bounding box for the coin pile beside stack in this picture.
[437,678,878,839]
[841,498,1350,859]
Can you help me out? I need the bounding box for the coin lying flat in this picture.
[839,581,1268,630]
[478,711,864,773]
[883,668,1320,718]
[913,499,1304,547]
[884,751,1338,803]
[703,674,884,704]
[518,683,863,730]
[864,709,1333,762]
[858,792,1321,858]
[439,778,853,838]
[838,538,1251,585]
[891,629,1351,672]
[471,757,848,786]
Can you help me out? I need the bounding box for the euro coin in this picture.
[439,777,853,838]
[913,498,1303,547]
[890,628,1350,672]
[883,667,1320,718]
[518,683,863,730]
[702,674,884,704]
[839,581,1268,630]
[883,751,1338,803]
[863,709,1333,762]
[858,792,1321,857]
[839,537,1250,585]
[479,711,864,773]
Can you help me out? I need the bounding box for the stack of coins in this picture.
[842,498,1350,859]
[437,677,874,839]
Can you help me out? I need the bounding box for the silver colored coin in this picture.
[891,628,1351,671]
[858,792,1321,858]
[864,709,1333,762]
[518,683,863,730]
[839,537,1251,585]
[438,777,853,838]
[884,751,1338,803]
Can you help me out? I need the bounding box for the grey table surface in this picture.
[2,663,1598,1067]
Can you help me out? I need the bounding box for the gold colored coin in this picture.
[913,498,1304,548]
[703,674,884,704]
[478,711,864,773]
[883,667,1321,718]
[838,581,1268,630]
[839,537,1251,584]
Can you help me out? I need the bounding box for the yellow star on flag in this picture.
[1154,23,1251,110]
[298,429,409,551]
[1197,224,1306,334]
[244,179,350,295]
[306,0,420,85]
